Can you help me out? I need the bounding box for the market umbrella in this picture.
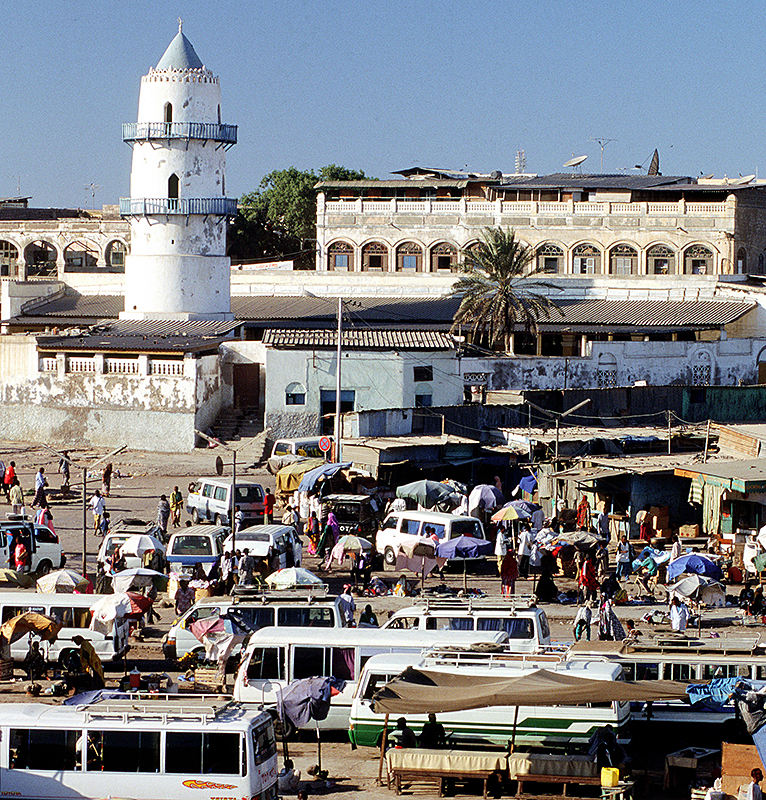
[666,553,723,582]
[437,535,494,590]
[337,535,372,553]
[0,568,34,588]
[397,539,441,591]
[0,612,61,644]
[124,591,154,618]
[668,574,725,606]
[89,594,133,635]
[111,567,167,594]
[266,567,324,590]
[507,500,540,515]
[468,484,504,512]
[441,479,468,496]
[189,616,226,642]
[119,533,166,558]
[491,504,531,522]
[556,531,605,550]
[395,480,457,510]
[297,462,352,493]
[36,569,90,594]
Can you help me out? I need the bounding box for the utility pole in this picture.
[667,410,672,455]
[335,297,343,462]
[196,430,238,552]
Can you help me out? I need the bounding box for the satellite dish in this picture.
[490,170,502,180]
[738,174,756,185]
[563,155,588,168]
[700,174,714,180]
[215,455,224,476]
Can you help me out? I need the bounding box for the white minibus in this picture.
[350,646,628,749]
[0,695,278,800]
[0,592,130,662]
[234,627,508,734]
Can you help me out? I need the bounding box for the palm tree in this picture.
[449,228,561,352]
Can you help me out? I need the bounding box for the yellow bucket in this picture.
[601,767,620,787]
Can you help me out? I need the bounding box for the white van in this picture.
[349,647,628,749]
[0,592,130,662]
[271,438,327,459]
[376,510,486,566]
[233,627,508,734]
[223,524,300,569]
[162,591,345,662]
[381,596,552,651]
[186,479,265,527]
[0,520,64,574]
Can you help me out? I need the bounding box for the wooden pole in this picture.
[377,713,390,785]
[510,706,519,753]
[703,419,711,463]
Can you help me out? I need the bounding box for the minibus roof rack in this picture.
[422,642,568,666]
[232,586,332,603]
[413,595,538,613]
[81,694,238,724]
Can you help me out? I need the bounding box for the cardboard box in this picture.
[654,528,671,539]
[649,506,670,518]
[679,524,700,537]
[653,516,670,531]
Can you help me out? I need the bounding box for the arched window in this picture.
[737,248,747,274]
[431,242,457,272]
[285,382,306,405]
[573,243,601,274]
[648,244,675,275]
[168,174,179,211]
[536,243,563,274]
[0,240,19,278]
[609,244,638,275]
[692,350,712,386]
[24,241,57,277]
[328,241,353,271]
[362,241,388,272]
[396,242,423,272]
[106,240,127,271]
[683,245,713,275]
[64,241,98,272]
[164,102,173,124]
[597,352,618,388]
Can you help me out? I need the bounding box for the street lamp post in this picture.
[335,296,343,463]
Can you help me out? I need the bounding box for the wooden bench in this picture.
[391,766,504,799]
[515,772,602,797]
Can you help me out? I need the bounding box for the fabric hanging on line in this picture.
[687,476,704,506]
[701,483,724,536]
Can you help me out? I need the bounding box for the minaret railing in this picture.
[122,121,237,145]
[119,197,238,217]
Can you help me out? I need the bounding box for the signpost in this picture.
[318,436,332,458]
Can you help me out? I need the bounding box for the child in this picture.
[573,600,592,641]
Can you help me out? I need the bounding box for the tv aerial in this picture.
[590,137,618,172]
[563,154,587,174]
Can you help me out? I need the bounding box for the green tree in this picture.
[449,228,561,352]
[231,165,370,265]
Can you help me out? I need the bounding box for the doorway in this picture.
[233,364,260,409]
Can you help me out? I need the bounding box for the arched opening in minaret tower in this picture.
[168,174,179,211]
[164,103,173,124]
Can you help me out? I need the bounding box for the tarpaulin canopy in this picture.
[276,458,326,494]
[667,553,723,581]
[371,666,692,715]
[396,480,458,509]
[0,612,61,644]
[297,462,352,493]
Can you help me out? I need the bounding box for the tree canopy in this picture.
[229,165,370,266]
[449,228,561,352]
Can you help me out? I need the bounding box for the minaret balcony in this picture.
[122,122,237,147]
[120,197,238,217]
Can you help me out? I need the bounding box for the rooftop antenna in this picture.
[563,154,587,175]
[590,137,618,172]
[515,149,526,174]
[84,183,100,208]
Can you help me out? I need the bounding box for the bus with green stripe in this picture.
[348,646,628,750]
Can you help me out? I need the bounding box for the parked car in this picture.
[0,519,64,574]
[96,517,157,572]
[323,494,381,540]
[271,438,328,459]
[375,510,486,567]
[186,478,265,526]
[165,525,226,576]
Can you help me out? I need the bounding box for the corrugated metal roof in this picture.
[497,173,695,190]
[552,299,752,328]
[262,328,454,350]
[22,294,124,318]
[315,180,468,189]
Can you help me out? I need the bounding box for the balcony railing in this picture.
[122,122,237,145]
[120,197,238,217]
[323,198,733,218]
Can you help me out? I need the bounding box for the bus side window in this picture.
[166,731,240,775]
[389,617,417,630]
[98,730,160,772]
[294,646,325,679]
[363,673,388,699]
[247,647,283,681]
[635,663,659,680]
[331,647,355,681]
[253,722,277,766]
[10,728,79,770]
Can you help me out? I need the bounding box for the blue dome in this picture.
[156,30,204,70]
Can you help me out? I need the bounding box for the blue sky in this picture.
[3,0,765,207]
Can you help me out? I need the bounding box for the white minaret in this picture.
[121,22,236,320]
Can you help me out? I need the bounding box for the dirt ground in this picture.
[0,441,744,799]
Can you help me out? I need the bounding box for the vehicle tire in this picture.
[383,547,396,567]
[214,514,223,527]
[36,560,53,576]
[191,509,201,525]
[654,584,668,604]
[273,714,297,742]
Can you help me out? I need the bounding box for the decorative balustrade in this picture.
[150,360,184,376]
[38,357,57,373]
[105,358,140,374]
[122,121,237,144]
[66,357,96,374]
[323,198,731,218]
[120,197,238,217]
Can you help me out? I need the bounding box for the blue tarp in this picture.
[437,535,494,560]
[297,462,352,493]
[687,677,739,708]
[667,553,723,581]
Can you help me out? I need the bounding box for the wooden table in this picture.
[664,747,719,790]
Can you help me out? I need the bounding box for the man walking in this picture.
[89,490,106,535]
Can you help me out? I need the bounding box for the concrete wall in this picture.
[262,347,460,439]
[194,353,227,438]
